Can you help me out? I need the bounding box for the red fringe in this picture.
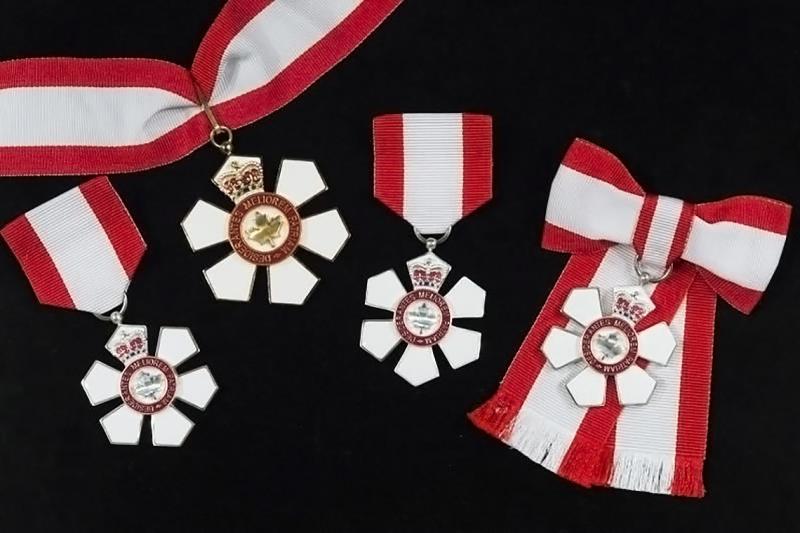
[556,435,603,488]
[593,443,616,487]
[468,393,517,441]
[671,455,706,498]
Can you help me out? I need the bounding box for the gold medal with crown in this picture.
[181,154,349,304]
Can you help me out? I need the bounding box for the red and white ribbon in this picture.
[0,0,403,175]
[2,177,145,314]
[469,139,791,497]
[374,113,493,233]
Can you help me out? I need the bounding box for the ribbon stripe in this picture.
[471,138,791,497]
[1,177,145,314]
[373,113,493,233]
[1,215,74,310]
[0,0,404,175]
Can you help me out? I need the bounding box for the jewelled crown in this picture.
[212,156,265,203]
[106,325,149,365]
[407,252,452,292]
[612,286,655,325]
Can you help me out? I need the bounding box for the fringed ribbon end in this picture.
[604,452,705,498]
[553,434,607,488]
[468,393,518,441]
[671,455,706,498]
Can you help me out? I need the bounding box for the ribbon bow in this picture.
[543,139,791,314]
[470,139,791,498]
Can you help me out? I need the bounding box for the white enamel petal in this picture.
[81,361,121,405]
[151,405,195,447]
[275,159,327,207]
[177,367,218,410]
[100,404,143,445]
[566,367,607,407]
[637,322,677,365]
[542,327,582,369]
[394,345,439,387]
[268,256,319,305]
[360,320,402,361]
[616,365,657,406]
[562,288,603,327]
[156,327,198,368]
[443,277,486,318]
[299,209,349,260]
[438,325,481,369]
[204,252,257,301]
[365,270,406,311]
[181,200,230,251]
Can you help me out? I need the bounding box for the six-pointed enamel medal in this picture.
[366,113,493,385]
[82,325,218,446]
[1,177,218,446]
[361,251,486,386]
[542,286,676,406]
[182,157,349,303]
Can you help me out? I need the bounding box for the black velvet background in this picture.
[0,1,798,532]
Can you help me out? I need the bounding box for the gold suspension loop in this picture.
[191,76,234,156]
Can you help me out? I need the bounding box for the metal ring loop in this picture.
[413,226,452,251]
[94,294,128,325]
[634,256,673,285]
[209,125,233,155]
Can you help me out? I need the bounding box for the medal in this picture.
[361,113,493,386]
[181,150,349,303]
[2,177,218,446]
[543,283,676,407]
[470,139,791,497]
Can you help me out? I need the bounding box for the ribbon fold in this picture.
[470,138,791,497]
[0,0,403,175]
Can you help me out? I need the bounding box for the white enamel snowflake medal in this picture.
[2,177,219,447]
[81,324,218,446]
[182,156,349,303]
[542,285,677,406]
[360,251,486,386]
[366,113,494,386]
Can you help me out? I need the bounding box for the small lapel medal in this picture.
[360,113,493,386]
[181,104,349,304]
[2,177,218,446]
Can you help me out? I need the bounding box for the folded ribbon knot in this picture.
[543,139,790,313]
[470,138,791,497]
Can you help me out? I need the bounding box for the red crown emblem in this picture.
[217,164,263,198]
[105,325,149,365]
[412,266,444,288]
[611,287,655,325]
[614,296,646,322]
[406,252,451,292]
[212,156,265,202]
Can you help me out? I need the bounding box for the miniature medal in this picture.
[82,322,217,446]
[2,177,218,446]
[361,113,493,386]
